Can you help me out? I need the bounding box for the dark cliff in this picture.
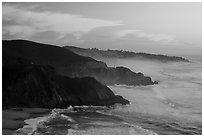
[3,64,129,109]
[3,40,156,86]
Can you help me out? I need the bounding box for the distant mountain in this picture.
[64,46,190,62]
[3,40,157,86]
[3,63,129,109]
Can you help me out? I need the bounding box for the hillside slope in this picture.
[3,40,157,86]
[3,63,129,109]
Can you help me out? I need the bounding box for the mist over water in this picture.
[104,55,202,134]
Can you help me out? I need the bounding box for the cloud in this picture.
[114,29,177,44]
[2,4,177,46]
[2,4,122,41]
[114,29,140,38]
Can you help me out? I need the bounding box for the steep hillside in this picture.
[3,63,129,109]
[3,40,157,86]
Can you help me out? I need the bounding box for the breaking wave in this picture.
[16,106,157,135]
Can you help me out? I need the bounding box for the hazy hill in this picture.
[64,46,190,62]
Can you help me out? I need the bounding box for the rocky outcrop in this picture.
[3,40,157,86]
[3,64,129,109]
[64,46,190,62]
[63,65,156,86]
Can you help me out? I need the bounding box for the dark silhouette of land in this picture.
[2,39,158,109]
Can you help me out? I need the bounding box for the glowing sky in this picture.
[2,2,202,55]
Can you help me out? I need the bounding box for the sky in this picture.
[2,2,202,55]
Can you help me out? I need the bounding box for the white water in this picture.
[17,106,157,135]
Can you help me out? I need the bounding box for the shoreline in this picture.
[2,108,51,135]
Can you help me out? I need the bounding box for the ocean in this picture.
[16,55,202,135]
